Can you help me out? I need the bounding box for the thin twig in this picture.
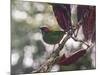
[71,36,90,48]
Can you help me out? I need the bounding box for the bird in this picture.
[40,27,65,44]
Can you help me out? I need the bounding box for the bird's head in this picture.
[40,27,50,32]
[40,27,50,35]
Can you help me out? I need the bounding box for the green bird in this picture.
[40,27,65,44]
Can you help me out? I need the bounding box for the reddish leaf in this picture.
[52,4,72,31]
[91,31,96,43]
[77,5,96,42]
[77,5,90,22]
[57,49,86,65]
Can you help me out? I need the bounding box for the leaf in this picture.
[57,49,86,65]
[91,31,96,43]
[77,5,89,22]
[77,5,96,42]
[52,4,72,31]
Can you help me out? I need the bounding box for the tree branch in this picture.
[32,34,71,73]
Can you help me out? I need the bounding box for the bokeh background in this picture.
[11,0,96,74]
